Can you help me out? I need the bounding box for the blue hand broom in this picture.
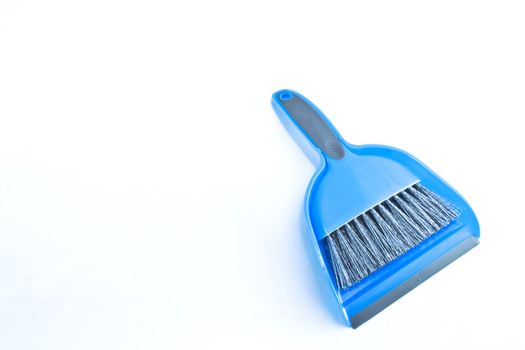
[272,89,479,328]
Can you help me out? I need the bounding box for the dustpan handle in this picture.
[272,90,345,160]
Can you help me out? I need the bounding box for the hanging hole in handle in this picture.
[279,92,292,101]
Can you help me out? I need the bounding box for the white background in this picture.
[1,1,524,349]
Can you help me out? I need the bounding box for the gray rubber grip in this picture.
[280,93,345,160]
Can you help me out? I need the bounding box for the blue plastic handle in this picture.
[272,89,346,163]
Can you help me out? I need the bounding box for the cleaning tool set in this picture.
[271,90,479,328]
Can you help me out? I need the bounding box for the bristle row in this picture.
[326,183,459,290]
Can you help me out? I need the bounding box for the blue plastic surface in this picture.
[271,89,480,327]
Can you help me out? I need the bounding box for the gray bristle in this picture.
[325,183,459,290]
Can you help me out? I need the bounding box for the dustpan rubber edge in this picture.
[349,236,479,328]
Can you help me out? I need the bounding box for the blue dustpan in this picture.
[272,89,479,328]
